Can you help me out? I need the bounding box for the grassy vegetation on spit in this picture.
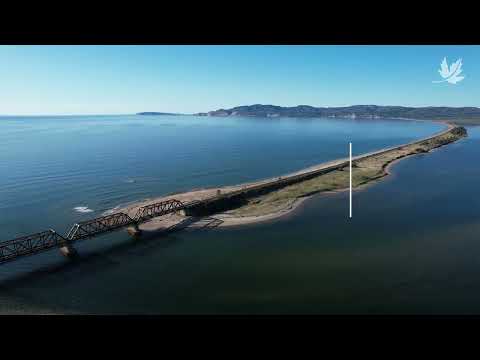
[228,127,467,217]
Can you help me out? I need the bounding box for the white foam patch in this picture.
[74,206,94,213]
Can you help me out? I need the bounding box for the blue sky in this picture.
[0,45,478,115]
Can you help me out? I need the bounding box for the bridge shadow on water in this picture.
[0,215,223,290]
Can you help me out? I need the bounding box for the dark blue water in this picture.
[0,115,441,239]
[3,115,475,314]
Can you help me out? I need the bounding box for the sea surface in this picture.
[1,114,478,314]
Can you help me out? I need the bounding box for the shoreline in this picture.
[213,152,409,228]
[120,122,465,233]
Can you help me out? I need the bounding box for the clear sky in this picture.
[0,45,478,115]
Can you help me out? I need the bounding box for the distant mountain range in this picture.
[194,104,480,125]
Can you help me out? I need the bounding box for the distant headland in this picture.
[193,104,480,125]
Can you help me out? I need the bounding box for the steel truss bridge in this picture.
[0,199,187,265]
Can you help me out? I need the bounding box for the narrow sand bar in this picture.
[118,122,466,234]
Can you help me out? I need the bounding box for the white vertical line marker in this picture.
[349,142,352,219]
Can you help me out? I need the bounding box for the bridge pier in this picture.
[59,242,78,259]
[127,223,142,238]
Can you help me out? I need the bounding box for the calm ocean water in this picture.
[3,114,477,314]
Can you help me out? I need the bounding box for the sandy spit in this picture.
[118,121,457,232]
